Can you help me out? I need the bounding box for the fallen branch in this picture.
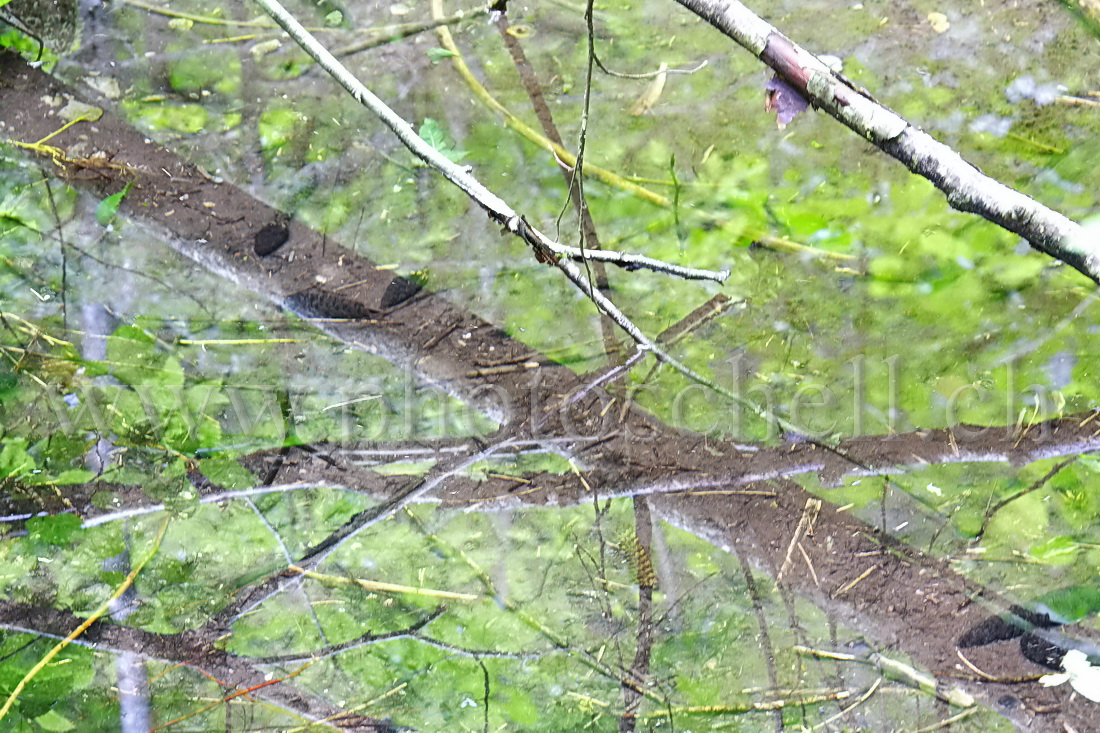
[673,0,1099,283]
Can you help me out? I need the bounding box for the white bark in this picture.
[675,0,1100,284]
[251,0,727,283]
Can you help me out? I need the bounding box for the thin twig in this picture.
[81,481,341,527]
[207,439,516,634]
[812,678,880,731]
[496,12,623,364]
[243,496,331,645]
[253,0,726,282]
[430,0,670,207]
[249,605,446,664]
[405,506,671,707]
[596,58,708,80]
[976,456,1076,539]
[620,497,657,731]
[739,554,784,731]
[546,241,730,281]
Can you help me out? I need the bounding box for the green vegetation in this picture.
[1,0,1099,729]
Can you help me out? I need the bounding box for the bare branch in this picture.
[251,0,727,283]
[673,0,1099,283]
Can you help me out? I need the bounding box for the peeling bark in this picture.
[673,0,1097,282]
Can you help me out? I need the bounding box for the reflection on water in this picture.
[0,0,1098,729]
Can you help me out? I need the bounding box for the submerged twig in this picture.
[430,0,670,208]
[976,456,1076,539]
[619,497,658,731]
[495,11,625,364]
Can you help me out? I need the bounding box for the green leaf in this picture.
[26,514,83,546]
[417,118,468,164]
[162,484,199,519]
[196,459,255,490]
[984,491,1048,549]
[168,50,241,95]
[25,468,95,486]
[1029,535,1078,564]
[34,709,74,732]
[95,181,133,227]
[502,689,539,725]
[0,438,35,479]
[258,107,304,150]
[132,103,210,134]
[1078,454,1100,473]
[418,118,447,150]
[870,254,923,283]
[426,48,457,64]
[1038,586,1100,623]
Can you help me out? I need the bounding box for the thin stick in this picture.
[777,498,821,581]
[977,456,1075,538]
[254,0,726,282]
[430,0,670,208]
[813,678,880,731]
[738,554,783,731]
[496,11,624,365]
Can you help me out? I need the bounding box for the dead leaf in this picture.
[764,76,809,129]
[629,62,668,116]
[927,12,950,33]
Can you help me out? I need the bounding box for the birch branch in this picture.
[251,0,727,283]
[674,0,1100,284]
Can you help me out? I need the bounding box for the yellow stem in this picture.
[288,565,479,601]
[429,0,669,208]
[0,516,171,720]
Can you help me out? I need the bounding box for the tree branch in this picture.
[252,0,726,283]
[673,0,1099,283]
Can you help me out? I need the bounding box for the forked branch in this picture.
[252,0,725,283]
